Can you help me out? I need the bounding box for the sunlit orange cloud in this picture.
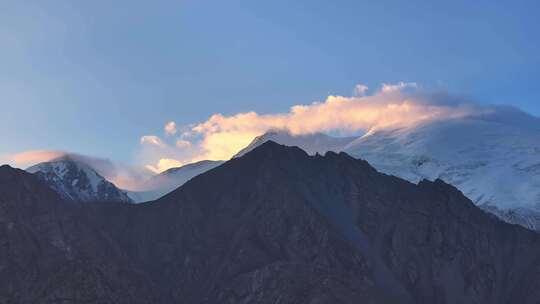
[140,83,486,172]
[9,150,65,168]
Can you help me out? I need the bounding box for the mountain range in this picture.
[24,107,540,230]
[3,141,540,303]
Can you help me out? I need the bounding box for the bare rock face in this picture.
[3,142,540,303]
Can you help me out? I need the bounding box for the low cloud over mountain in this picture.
[140,82,498,172]
[5,151,149,190]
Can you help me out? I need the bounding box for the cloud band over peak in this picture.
[140,83,487,172]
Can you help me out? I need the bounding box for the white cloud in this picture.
[354,84,369,96]
[140,135,166,147]
[164,121,177,136]
[381,81,418,93]
[176,139,192,148]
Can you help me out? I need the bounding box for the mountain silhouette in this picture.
[3,142,540,303]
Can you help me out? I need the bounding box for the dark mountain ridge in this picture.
[2,142,540,303]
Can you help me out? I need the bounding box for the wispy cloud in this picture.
[176,139,191,148]
[381,81,418,93]
[8,150,65,167]
[139,82,487,172]
[140,135,166,147]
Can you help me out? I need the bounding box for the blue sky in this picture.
[1,0,539,166]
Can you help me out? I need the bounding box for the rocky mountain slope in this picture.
[94,141,540,303]
[27,156,132,203]
[0,165,155,303]
[128,131,352,203]
[3,142,540,303]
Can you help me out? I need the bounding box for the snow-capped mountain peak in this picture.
[344,114,540,209]
[341,108,540,228]
[27,156,132,203]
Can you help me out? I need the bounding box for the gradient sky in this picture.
[1,0,539,166]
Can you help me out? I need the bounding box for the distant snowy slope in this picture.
[234,130,356,158]
[343,107,540,227]
[27,156,132,203]
[481,205,540,231]
[127,160,224,202]
[344,110,540,209]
